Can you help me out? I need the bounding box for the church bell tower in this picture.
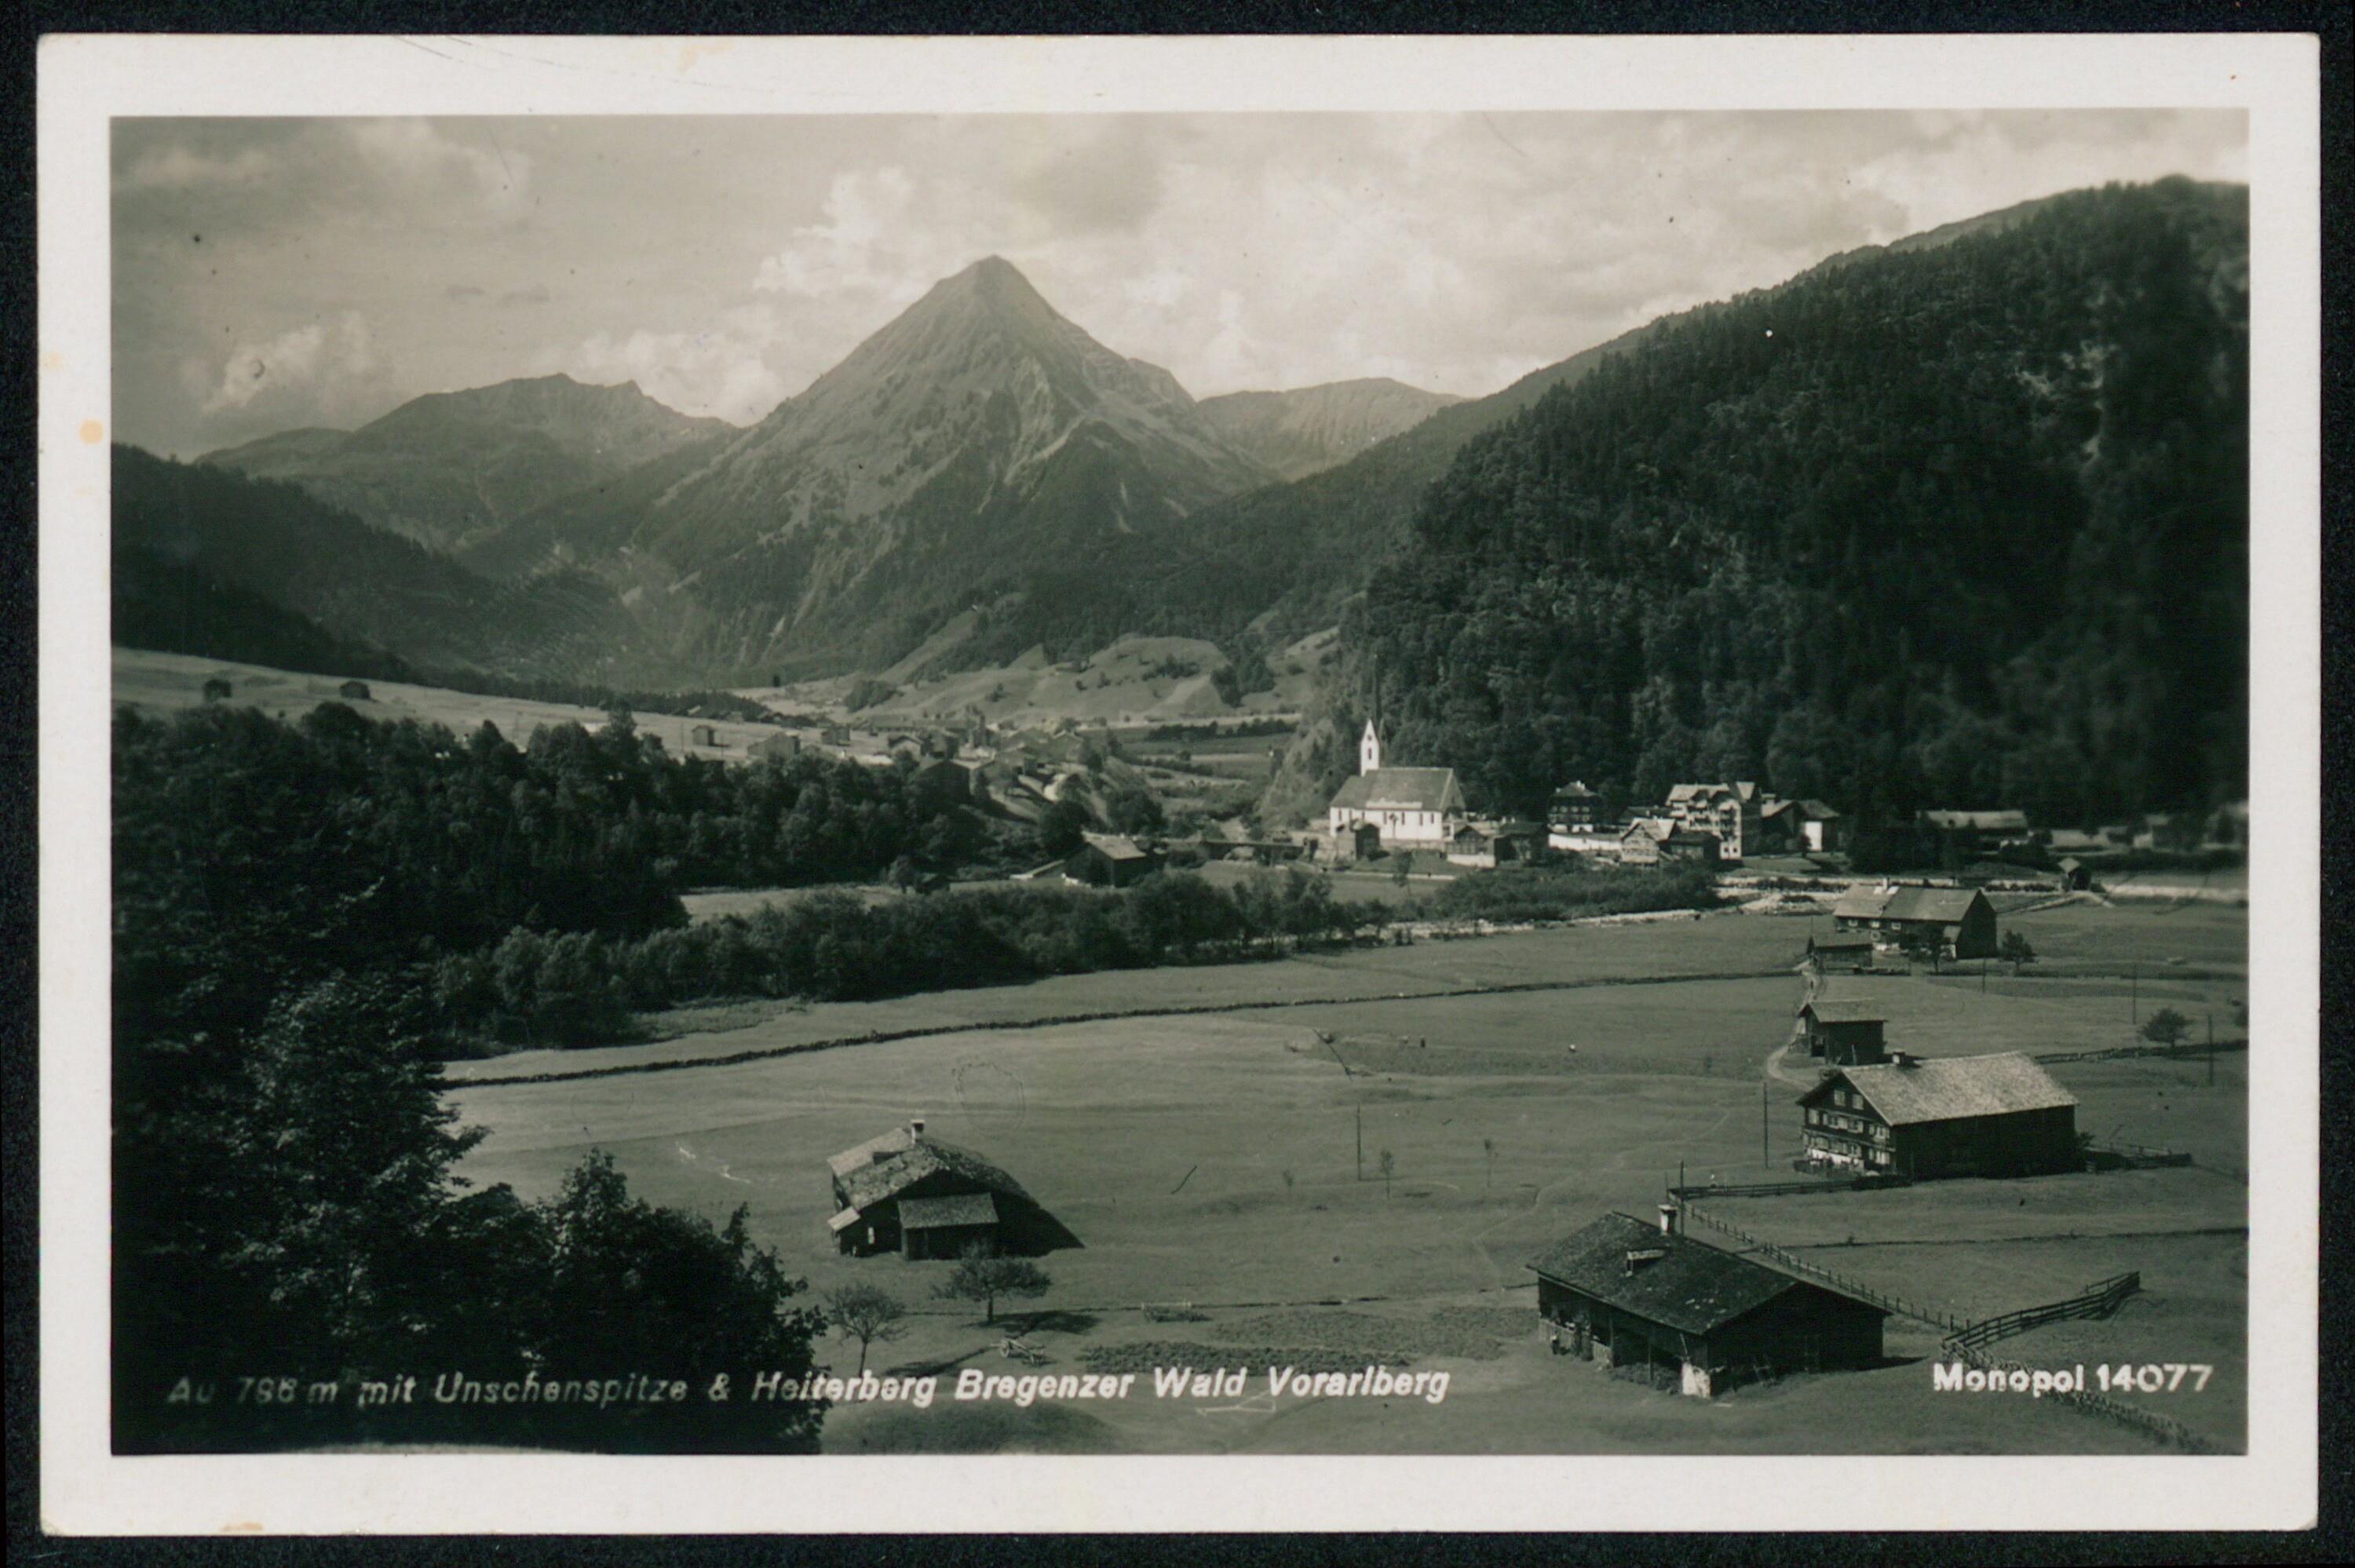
[1360,719,1382,775]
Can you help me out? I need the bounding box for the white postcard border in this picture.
[37,31,2321,1535]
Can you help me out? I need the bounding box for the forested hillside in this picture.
[1311,179,2246,829]
[113,444,666,684]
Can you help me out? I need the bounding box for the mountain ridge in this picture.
[1197,377,1465,480]
[200,373,731,556]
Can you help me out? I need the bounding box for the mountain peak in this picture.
[922,253,1055,320]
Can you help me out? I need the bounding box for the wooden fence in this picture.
[1942,1271,2141,1353]
[2034,1038,2248,1066]
[1670,1174,1911,1202]
[1943,1340,2221,1454]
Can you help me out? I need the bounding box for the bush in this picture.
[1429,862,1719,924]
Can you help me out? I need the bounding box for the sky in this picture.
[111,111,2247,458]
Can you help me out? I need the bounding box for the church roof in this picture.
[1330,768,1464,814]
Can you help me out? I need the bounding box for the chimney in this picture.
[1888,1051,1915,1069]
[909,1117,926,1140]
[1659,1201,1680,1237]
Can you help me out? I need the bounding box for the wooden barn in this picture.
[1793,998,1888,1064]
[1806,934,1879,973]
[750,731,801,763]
[825,1119,1082,1260]
[1528,1208,1888,1397]
[1796,1052,2079,1179]
[1831,883,1999,961]
[1065,832,1159,887]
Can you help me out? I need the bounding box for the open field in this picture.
[113,645,786,761]
[744,631,1322,731]
[447,899,2245,1453]
[441,912,1813,1083]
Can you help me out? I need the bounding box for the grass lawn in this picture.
[113,645,785,760]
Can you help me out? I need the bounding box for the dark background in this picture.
[4,0,2346,1562]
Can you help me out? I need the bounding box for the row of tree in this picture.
[436,868,1389,1048]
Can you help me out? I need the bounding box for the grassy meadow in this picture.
[447,898,2247,1454]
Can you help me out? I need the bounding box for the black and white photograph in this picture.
[35,31,2321,1535]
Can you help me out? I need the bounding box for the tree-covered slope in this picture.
[113,444,665,684]
[1311,179,2246,829]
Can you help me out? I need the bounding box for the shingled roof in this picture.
[1329,768,1465,814]
[1796,998,1885,1025]
[834,1137,1035,1214]
[1526,1212,1875,1336]
[1832,884,1991,924]
[1077,831,1152,862]
[1801,1052,2076,1126]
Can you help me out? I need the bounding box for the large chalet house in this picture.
[1831,882,1999,961]
[1663,782,1764,863]
[1326,722,1467,861]
[1796,1052,2079,1179]
[826,1118,1081,1260]
[1528,1206,1889,1397]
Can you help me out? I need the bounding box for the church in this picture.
[1325,721,1467,862]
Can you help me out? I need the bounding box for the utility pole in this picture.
[1762,1077,1770,1168]
[1356,1105,1364,1183]
[2207,1013,2215,1086]
[2131,960,2140,1026]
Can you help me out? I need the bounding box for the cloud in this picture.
[200,312,382,414]
[345,119,531,210]
[119,144,278,190]
[1005,122,1167,235]
[754,166,933,301]
[551,304,784,425]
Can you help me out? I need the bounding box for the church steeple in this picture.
[1360,719,1382,775]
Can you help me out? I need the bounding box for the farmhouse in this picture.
[1326,722,1467,860]
[1761,797,1843,855]
[1447,820,1540,867]
[1796,1052,2079,1179]
[1792,998,1888,1064]
[825,1118,1081,1260]
[1547,781,1602,834]
[750,731,801,763]
[338,679,372,701]
[2057,855,2092,892]
[1528,1207,1888,1397]
[1832,883,1999,961]
[689,723,721,747]
[1065,831,1159,887]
